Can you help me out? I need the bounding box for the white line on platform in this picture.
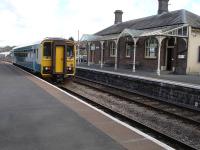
[11,63,174,150]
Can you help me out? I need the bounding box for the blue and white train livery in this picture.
[12,37,76,81]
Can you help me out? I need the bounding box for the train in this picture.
[12,37,76,81]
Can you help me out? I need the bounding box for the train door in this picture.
[55,46,64,73]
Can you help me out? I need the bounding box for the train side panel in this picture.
[13,44,40,72]
[33,44,42,73]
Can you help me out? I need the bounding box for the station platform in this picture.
[77,63,200,88]
[0,61,172,150]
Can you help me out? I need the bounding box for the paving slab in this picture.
[0,62,172,150]
[0,62,125,150]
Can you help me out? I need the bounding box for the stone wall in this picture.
[76,68,200,111]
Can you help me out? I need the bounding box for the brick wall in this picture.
[175,38,188,74]
[89,37,187,74]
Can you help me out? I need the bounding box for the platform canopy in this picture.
[80,34,119,42]
[80,34,102,42]
[80,24,189,42]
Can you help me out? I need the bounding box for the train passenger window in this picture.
[14,52,27,57]
[36,49,38,59]
[43,42,52,57]
[67,46,73,57]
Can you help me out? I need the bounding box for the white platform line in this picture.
[11,63,175,150]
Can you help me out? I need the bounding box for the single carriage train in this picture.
[12,38,76,81]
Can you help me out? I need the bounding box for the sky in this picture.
[0,0,200,47]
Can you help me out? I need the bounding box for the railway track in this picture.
[59,76,200,150]
[59,84,196,150]
[74,76,200,127]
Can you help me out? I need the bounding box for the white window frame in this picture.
[125,43,131,58]
[110,42,116,57]
[90,44,95,51]
[145,38,158,59]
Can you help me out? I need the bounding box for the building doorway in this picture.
[166,48,173,70]
[166,38,175,71]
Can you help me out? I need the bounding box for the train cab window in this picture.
[67,46,74,57]
[43,42,52,57]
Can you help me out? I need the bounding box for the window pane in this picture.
[67,46,74,57]
[178,28,182,35]
[43,42,52,57]
[150,47,155,53]
[126,44,131,57]
[110,42,116,56]
[183,27,188,36]
[145,38,157,58]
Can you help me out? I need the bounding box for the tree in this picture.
[68,37,74,41]
[0,46,15,52]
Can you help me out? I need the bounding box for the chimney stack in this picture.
[158,0,169,14]
[114,10,123,24]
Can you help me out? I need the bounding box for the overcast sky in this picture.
[0,0,200,46]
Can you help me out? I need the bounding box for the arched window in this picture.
[126,43,132,57]
[145,37,158,58]
[110,41,116,57]
[125,36,133,58]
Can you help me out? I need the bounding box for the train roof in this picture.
[13,41,41,50]
[41,37,75,44]
[42,37,66,41]
[13,37,74,51]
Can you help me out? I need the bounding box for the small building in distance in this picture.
[80,0,200,75]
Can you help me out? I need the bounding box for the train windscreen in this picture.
[67,46,74,58]
[43,42,52,57]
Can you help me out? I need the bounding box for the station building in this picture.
[80,0,200,75]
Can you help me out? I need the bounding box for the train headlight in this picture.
[43,66,51,74]
[67,66,73,72]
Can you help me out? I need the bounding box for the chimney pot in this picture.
[158,0,169,14]
[114,10,123,24]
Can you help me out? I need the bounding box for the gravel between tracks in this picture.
[64,81,200,149]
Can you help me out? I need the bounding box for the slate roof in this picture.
[95,9,200,36]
